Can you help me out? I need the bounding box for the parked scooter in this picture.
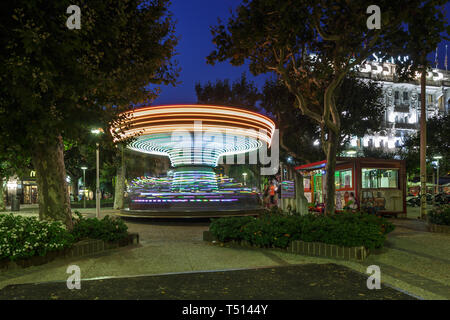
[406,194,421,207]
[434,193,450,205]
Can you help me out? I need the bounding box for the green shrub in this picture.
[242,214,297,248]
[209,212,395,250]
[428,205,450,226]
[71,212,129,242]
[0,214,74,261]
[209,216,255,242]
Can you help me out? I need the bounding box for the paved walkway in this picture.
[0,207,448,300]
[0,264,415,300]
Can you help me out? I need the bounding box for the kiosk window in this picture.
[362,169,398,188]
[335,169,352,189]
[303,177,311,192]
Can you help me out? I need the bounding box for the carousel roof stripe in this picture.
[110,104,276,167]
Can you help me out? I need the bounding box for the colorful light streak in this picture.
[111,105,275,167]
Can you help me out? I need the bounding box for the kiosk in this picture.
[295,157,407,217]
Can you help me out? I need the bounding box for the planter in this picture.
[0,233,139,272]
[203,231,368,261]
[285,240,368,261]
[427,223,450,234]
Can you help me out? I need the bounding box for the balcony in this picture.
[394,122,419,130]
[394,104,410,113]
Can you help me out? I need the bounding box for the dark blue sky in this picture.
[152,0,269,105]
[152,0,450,105]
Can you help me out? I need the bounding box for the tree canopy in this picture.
[0,0,178,226]
[206,0,447,214]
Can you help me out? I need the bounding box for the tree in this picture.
[195,73,261,111]
[261,77,385,164]
[398,114,450,181]
[206,0,422,214]
[390,2,449,218]
[260,79,322,164]
[195,73,264,185]
[0,0,178,228]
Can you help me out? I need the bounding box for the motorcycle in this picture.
[406,194,420,207]
[434,193,450,205]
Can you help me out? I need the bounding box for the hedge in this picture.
[428,205,450,226]
[209,212,395,250]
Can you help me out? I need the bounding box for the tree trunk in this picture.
[420,67,427,219]
[324,130,339,215]
[32,135,73,230]
[0,174,5,211]
[294,169,308,215]
[70,177,79,202]
[113,145,126,210]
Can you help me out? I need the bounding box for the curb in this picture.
[203,231,368,261]
[0,233,139,272]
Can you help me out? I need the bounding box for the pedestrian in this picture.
[269,181,276,208]
[348,192,358,210]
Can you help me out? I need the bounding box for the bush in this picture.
[428,205,450,226]
[0,214,74,261]
[242,214,298,248]
[71,212,129,242]
[209,212,395,250]
[209,216,255,242]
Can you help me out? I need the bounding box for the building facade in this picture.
[348,58,450,151]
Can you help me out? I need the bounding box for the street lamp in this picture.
[91,128,103,218]
[433,155,442,197]
[81,166,87,209]
[242,172,247,186]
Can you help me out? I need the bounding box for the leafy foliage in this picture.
[195,73,260,111]
[0,212,130,261]
[0,214,74,261]
[397,114,450,178]
[209,216,255,242]
[210,212,395,250]
[0,0,178,224]
[261,77,385,163]
[428,205,450,226]
[206,0,448,215]
[71,212,129,242]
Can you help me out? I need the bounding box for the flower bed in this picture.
[209,211,395,250]
[0,212,132,263]
[0,214,74,261]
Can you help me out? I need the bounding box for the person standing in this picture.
[269,181,276,208]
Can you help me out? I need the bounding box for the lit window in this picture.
[362,169,398,189]
[303,177,311,192]
[403,92,408,100]
[335,169,352,190]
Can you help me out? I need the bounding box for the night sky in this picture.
[152,0,450,106]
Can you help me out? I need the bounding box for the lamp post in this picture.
[242,172,247,186]
[81,166,87,209]
[91,129,103,218]
[433,155,442,197]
